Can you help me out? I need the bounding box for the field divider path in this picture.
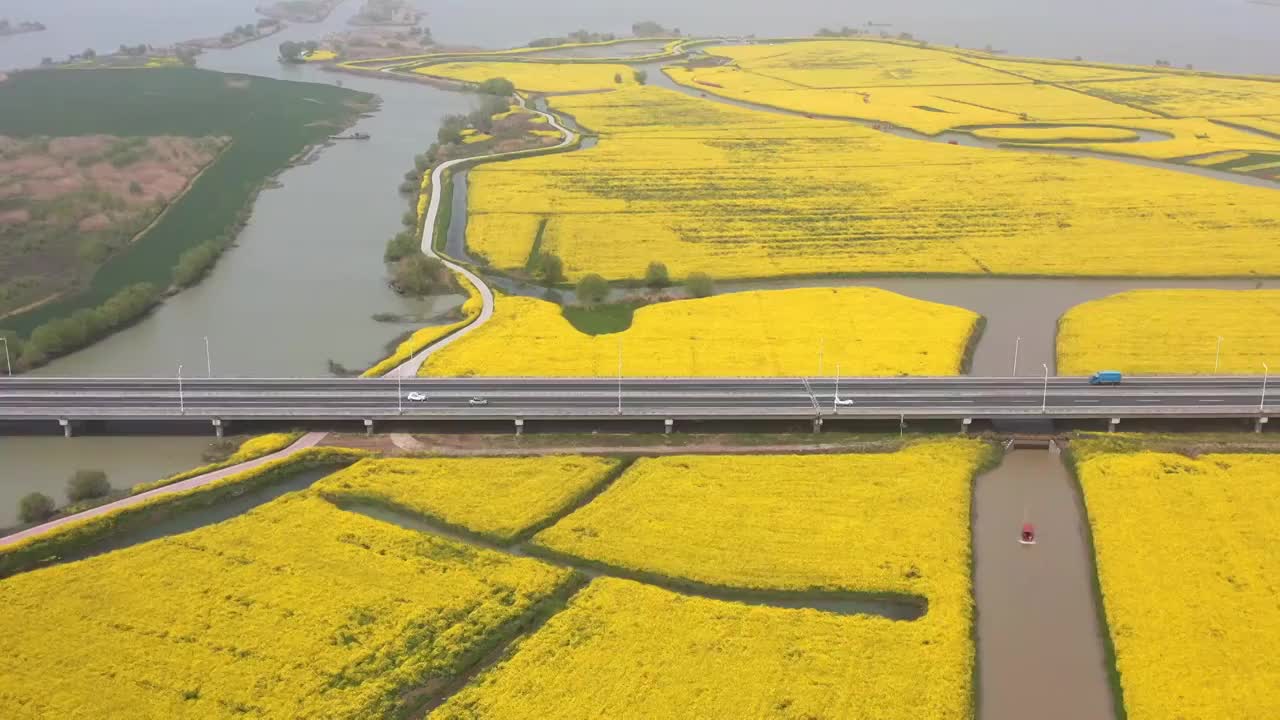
[0,432,328,547]
[389,96,581,378]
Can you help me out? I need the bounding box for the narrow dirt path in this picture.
[972,446,1116,720]
[0,432,328,547]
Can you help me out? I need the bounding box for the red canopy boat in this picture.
[1020,523,1037,545]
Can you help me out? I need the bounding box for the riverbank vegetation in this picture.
[0,491,572,718]
[435,440,993,719]
[315,456,622,542]
[1071,442,1280,719]
[1057,290,1280,375]
[463,84,1280,282]
[417,60,638,93]
[421,288,979,377]
[129,433,302,494]
[0,68,371,371]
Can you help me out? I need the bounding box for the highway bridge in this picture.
[1,376,1275,435]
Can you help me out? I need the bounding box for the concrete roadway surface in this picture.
[1,376,1276,421]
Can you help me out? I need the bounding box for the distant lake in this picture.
[2,0,1278,75]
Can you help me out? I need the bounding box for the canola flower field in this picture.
[431,578,969,720]
[416,61,636,93]
[0,492,571,719]
[436,439,994,719]
[422,289,980,377]
[315,455,621,541]
[1072,445,1280,720]
[1057,289,1280,375]
[464,84,1280,280]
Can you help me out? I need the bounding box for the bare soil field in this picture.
[0,134,228,317]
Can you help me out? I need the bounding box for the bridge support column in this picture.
[1108,418,1121,433]
[812,418,823,434]
[514,418,524,436]
[664,419,674,435]
[363,419,374,436]
[59,418,73,438]
[1256,417,1269,434]
[960,418,972,434]
[212,418,225,439]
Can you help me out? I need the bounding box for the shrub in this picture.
[633,69,648,85]
[18,493,56,525]
[685,272,714,298]
[477,77,516,96]
[67,470,111,503]
[172,240,224,288]
[383,230,419,262]
[576,274,610,307]
[390,255,449,296]
[533,253,565,284]
[644,261,670,288]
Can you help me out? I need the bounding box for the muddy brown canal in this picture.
[973,447,1116,720]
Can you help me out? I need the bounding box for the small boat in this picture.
[330,132,371,141]
[1019,522,1037,545]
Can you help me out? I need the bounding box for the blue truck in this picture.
[1089,370,1123,385]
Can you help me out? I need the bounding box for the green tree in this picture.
[533,253,565,284]
[172,241,223,288]
[644,261,670,288]
[477,77,515,96]
[384,230,419,262]
[633,69,648,85]
[278,41,304,62]
[685,272,714,298]
[67,469,111,503]
[18,493,56,524]
[576,274,610,307]
[390,255,448,296]
[614,72,623,84]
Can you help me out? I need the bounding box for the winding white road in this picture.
[388,96,580,378]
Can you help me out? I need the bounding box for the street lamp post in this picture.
[1041,362,1049,413]
[1262,362,1270,412]
[397,369,403,415]
[1012,336,1021,376]
[177,364,185,415]
[834,362,841,411]
[0,336,10,376]
[204,336,213,378]
[1215,336,1223,373]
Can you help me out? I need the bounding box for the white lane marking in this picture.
[1137,399,1162,403]
[1199,399,1225,403]
[1074,399,1100,403]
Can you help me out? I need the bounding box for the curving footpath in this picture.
[388,96,580,378]
[0,432,328,548]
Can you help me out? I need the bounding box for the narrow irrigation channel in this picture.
[972,445,1116,720]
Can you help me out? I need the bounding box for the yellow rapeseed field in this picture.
[315,456,621,541]
[1064,74,1280,117]
[417,61,635,93]
[971,126,1140,142]
[422,289,980,377]
[430,578,971,720]
[0,492,570,719]
[1057,290,1280,375]
[1074,448,1280,720]
[966,57,1160,83]
[465,85,1280,279]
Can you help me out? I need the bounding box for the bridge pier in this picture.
[514,418,524,436]
[363,419,374,436]
[812,418,823,434]
[664,419,674,435]
[960,418,972,434]
[1108,418,1121,433]
[58,418,73,438]
[1257,417,1269,434]
[212,418,225,439]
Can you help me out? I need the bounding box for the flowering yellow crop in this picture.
[0,492,570,719]
[1074,448,1280,720]
[422,289,980,377]
[968,56,1160,83]
[430,577,971,720]
[1057,290,1280,375]
[466,85,1280,279]
[1187,150,1251,166]
[971,126,1140,142]
[416,61,635,93]
[1064,74,1280,117]
[461,132,492,144]
[315,455,621,541]
[302,49,337,62]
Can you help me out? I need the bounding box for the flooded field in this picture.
[972,447,1116,720]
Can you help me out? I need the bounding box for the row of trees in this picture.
[278,40,321,63]
[17,470,112,525]
[575,263,714,307]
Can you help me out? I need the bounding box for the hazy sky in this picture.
[1,0,1277,73]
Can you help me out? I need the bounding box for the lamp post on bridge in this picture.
[1262,362,1270,413]
[204,336,213,378]
[397,368,403,415]
[1041,362,1049,414]
[1012,336,1021,376]
[1215,336,1223,373]
[177,364,185,415]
